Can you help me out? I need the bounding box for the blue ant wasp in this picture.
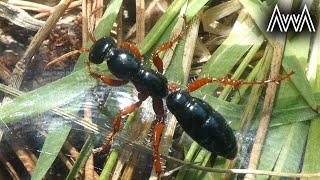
[46,16,294,178]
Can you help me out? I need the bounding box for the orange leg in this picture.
[152,15,190,74]
[120,42,142,61]
[93,93,148,153]
[152,97,165,179]
[187,71,295,92]
[85,61,128,86]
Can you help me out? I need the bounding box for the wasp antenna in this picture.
[88,31,96,43]
[45,48,90,69]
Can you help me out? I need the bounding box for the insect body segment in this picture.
[166,90,237,159]
[107,49,142,80]
[131,69,168,98]
[89,36,115,64]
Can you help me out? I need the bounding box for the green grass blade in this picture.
[185,0,209,18]
[239,43,273,132]
[185,149,210,180]
[270,122,309,180]
[238,0,275,45]
[0,67,97,124]
[31,122,72,180]
[240,0,316,110]
[282,40,317,110]
[197,11,262,94]
[1,0,319,178]
[138,0,187,54]
[139,0,208,56]
[175,141,200,180]
[302,117,320,179]
[255,125,292,180]
[258,75,309,176]
[301,9,320,178]
[99,149,120,180]
[250,1,316,175]
[66,135,97,180]
[219,35,264,100]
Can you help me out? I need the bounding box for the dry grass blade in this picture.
[201,0,242,33]
[6,136,36,174]
[162,12,188,73]
[136,0,145,44]
[0,152,20,179]
[112,106,154,180]
[124,0,168,41]
[0,2,45,31]
[33,1,82,19]
[8,0,52,12]
[245,20,288,180]
[4,0,73,93]
[0,64,12,84]
[116,5,123,44]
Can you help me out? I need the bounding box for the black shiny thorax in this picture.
[131,68,168,98]
[107,49,141,80]
[107,49,168,98]
[166,90,238,159]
